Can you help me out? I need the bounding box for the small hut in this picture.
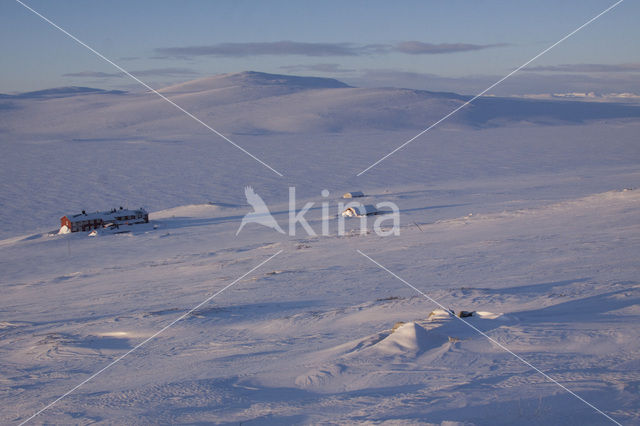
[342,191,365,199]
[342,204,379,217]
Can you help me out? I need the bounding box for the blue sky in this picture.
[1,0,639,95]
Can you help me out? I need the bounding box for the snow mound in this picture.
[428,308,454,321]
[475,311,505,320]
[373,322,447,356]
[295,363,346,387]
[151,203,224,219]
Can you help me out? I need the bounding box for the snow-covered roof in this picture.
[65,208,147,222]
[342,204,378,217]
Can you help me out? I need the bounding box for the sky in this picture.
[1,0,639,96]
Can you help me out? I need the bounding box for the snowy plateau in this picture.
[1,71,640,425]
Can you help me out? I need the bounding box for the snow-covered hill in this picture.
[157,71,350,94]
[2,71,639,139]
[1,71,639,424]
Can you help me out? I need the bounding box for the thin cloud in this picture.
[527,63,640,73]
[394,41,507,54]
[156,41,369,58]
[63,68,199,78]
[62,71,122,78]
[280,63,356,73]
[132,68,200,77]
[155,40,504,58]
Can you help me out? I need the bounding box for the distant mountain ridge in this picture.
[2,71,640,137]
[158,71,350,94]
[0,86,126,99]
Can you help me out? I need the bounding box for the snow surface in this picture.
[1,72,640,424]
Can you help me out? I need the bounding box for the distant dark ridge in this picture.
[463,96,640,126]
[1,86,126,99]
[219,71,351,89]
